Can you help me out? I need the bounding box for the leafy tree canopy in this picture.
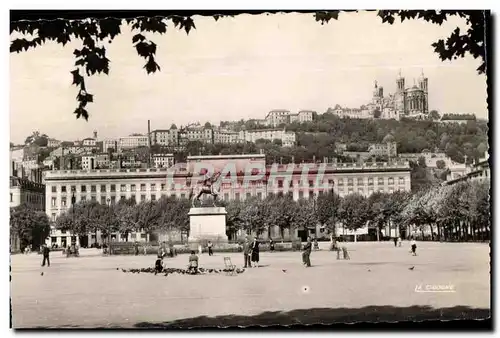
[10,10,488,121]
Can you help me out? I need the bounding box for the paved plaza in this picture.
[11,241,490,328]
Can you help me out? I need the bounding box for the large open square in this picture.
[10,241,490,328]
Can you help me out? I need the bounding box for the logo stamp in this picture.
[415,284,456,293]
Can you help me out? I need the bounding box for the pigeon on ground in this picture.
[116,268,119,270]
[282,269,287,273]
[40,272,44,276]
[409,266,415,270]
[367,269,371,272]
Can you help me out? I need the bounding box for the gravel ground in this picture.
[10,241,491,328]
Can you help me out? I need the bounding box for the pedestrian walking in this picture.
[41,244,50,267]
[198,244,203,255]
[250,238,260,268]
[302,237,312,267]
[394,237,398,247]
[243,238,251,268]
[207,241,214,256]
[397,237,402,247]
[410,238,417,256]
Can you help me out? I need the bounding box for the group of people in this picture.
[393,236,418,256]
[242,237,261,268]
[241,237,315,268]
[155,249,200,274]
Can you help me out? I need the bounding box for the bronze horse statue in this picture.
[189,171,222,207]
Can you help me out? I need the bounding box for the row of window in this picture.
[50,176,408,196]
[51,192,184,207]
[51,184,407,208]
[51,183,169,194]
[275,177,405,188]
[10,192,44,205]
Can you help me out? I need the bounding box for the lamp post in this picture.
[106,198,111,255]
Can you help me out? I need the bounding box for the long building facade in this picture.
[10,175,46,253]
[44,154,412,245]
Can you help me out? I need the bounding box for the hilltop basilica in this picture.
[333,70,429,120]
[368,70,429,118]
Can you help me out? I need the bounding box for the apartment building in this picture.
[10,174,46,253]
[103,139,118,152]
[289,110,315,123]
[152,153,175,168]
[265,110,291,127]
[118,135,149,150]
[238,129,297,147]
[44,154,411,246]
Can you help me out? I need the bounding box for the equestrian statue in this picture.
[189,170,222,207]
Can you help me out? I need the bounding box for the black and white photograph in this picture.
[8,7,492,329]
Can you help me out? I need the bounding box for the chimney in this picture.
[147,120,151,146]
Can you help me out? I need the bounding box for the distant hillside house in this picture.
[82,138,97,147]
[444,152,489,185]
[47,138,61,148]
[239,129,296,147]
[265,109,291,127]
[118,135,149,151]
[152,153,175,168]
[368,142,397,157]
[439,113,476,125]
[289,110,315,123]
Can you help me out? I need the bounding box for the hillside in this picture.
[171,115,489,165]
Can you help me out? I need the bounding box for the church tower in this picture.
[395,70,406,115]
[396,69,405,92]
[418,69,429,113]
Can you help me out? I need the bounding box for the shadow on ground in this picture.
[17,305,491,329]
[131,305,490,328]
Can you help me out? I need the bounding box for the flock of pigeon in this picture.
[118,267,246,275]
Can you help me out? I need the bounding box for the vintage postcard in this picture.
[9,10,491,329]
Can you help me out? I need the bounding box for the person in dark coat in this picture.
[41,244,50,267]
[154,257,164,274]
[269,238,275,253]
[242,238,251,268]
[302,237,312,267]
[250,238,260,268]
[134,241,139,256]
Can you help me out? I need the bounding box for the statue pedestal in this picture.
[188,207,228,248]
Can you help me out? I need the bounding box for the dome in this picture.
[408,85,420,92]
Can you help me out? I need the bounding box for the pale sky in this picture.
[10,11,488,144]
